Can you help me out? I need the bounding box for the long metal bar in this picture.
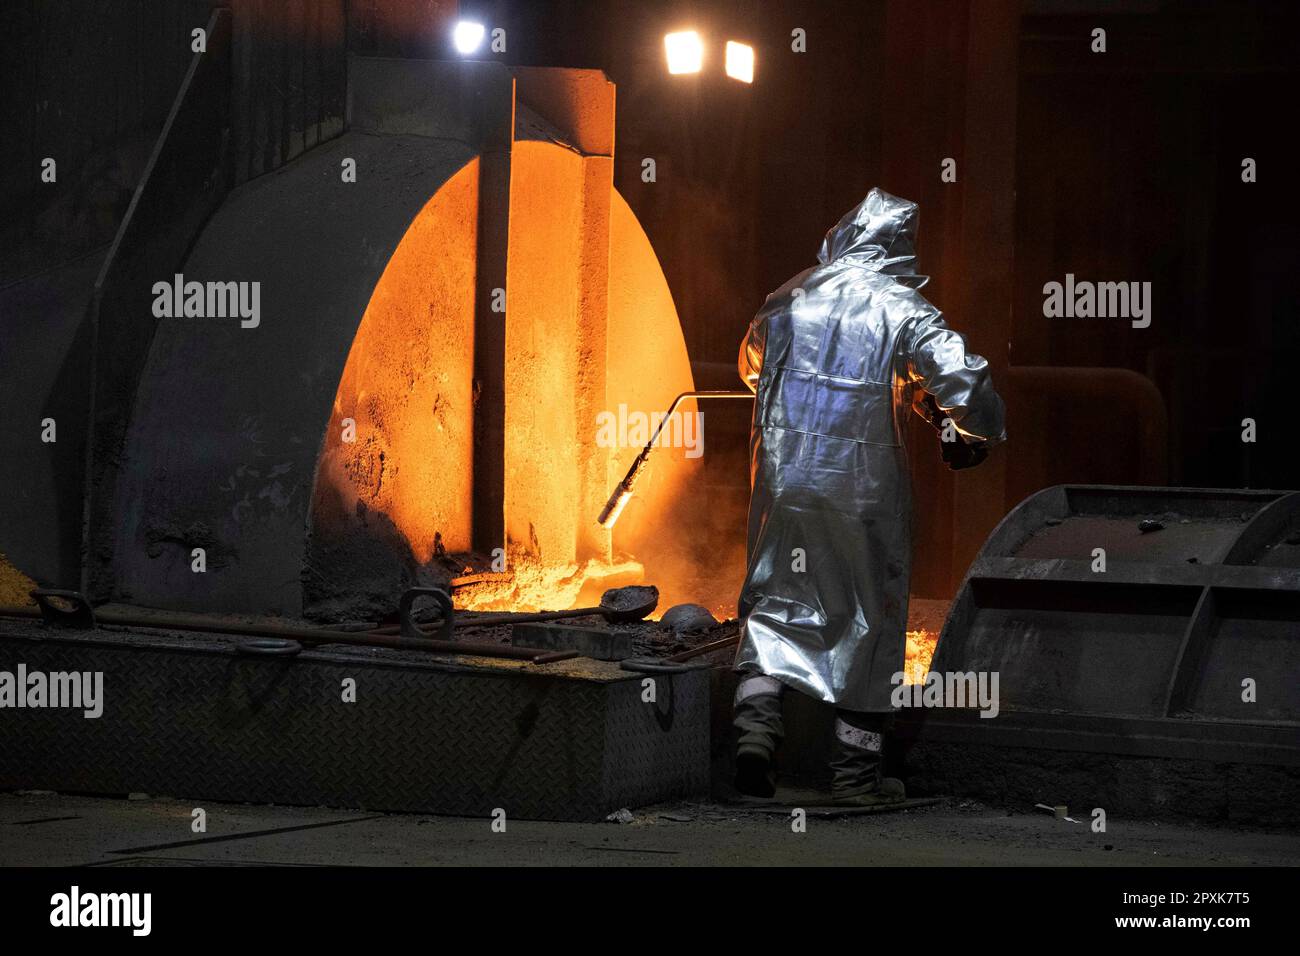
[0,604,542,661]
[666,632,741,663]
[372,606,593,635]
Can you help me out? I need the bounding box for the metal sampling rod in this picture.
[597,390,754,529]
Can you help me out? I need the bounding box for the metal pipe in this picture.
[0,603,542,661]
[666,633,741,663]
[531,650,581,664]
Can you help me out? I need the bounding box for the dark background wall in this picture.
[0,0,214,284]
[0,0,465,279]
[1014,4,1300,493]
[1,0,219,590]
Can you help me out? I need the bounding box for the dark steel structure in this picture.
[0,618,710,822]
[897,485,1300,822]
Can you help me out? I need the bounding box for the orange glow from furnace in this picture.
[314,143,734,624]
[904,629,937,685]
[314,159,480,562]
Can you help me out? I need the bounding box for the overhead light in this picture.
[452,20,486,55]
[725,41,754,83]
[664,30,704,74]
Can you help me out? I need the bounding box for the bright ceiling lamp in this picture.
[453,20,486,55]
[664,30,704,74]
[725,41,754,83]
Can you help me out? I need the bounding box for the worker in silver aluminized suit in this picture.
[732,187,1006,805]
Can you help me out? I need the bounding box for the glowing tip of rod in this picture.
[597,487,634,529]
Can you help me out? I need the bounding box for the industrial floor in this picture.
[2,790,1297,867]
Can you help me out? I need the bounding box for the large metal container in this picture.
[899,485,1300,822]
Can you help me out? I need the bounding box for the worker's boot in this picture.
[829,711,906,807]
[732,673,785,798]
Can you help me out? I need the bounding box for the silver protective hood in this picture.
[734,187,1005,711]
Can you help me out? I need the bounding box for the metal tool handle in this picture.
[597,390,754,528]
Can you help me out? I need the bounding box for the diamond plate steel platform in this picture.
[0,621,709,821]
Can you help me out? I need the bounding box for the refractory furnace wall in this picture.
[307,159,481,616]
[504,140,587,570]
[4,56,711,622]
[108,130,478,617]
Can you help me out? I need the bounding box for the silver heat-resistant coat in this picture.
[734,188,1006,712]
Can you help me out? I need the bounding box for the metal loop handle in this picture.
[618,657,702,675]
[236,638,303,657]
[398,587,454,640]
